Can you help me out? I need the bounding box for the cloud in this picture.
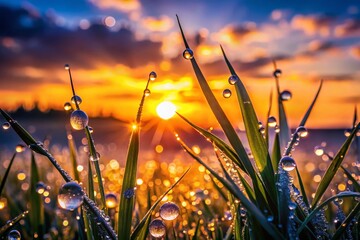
[335,19,360,37]
[141,15,173,32]
[291,14,334,36]
[350,45,360,59]
[88,0,141,13]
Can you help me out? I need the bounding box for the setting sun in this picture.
[156,101,176,120]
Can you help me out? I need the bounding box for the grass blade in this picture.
[131,168,190,240]
[192,219,201,240]
[311,122,359,207]
[68,133,80,182]
[298,192,360,234]
[0,153,16,196]
[341,166,360,192]
[294,167,310,208]
[265,90,273,147]
[177,136,285,239]
[221,46,276,202]
[0,210,29,235]
[30,152,44,238]
[299,80,323,127]
[271,133,281,172]
[332,201,360,239]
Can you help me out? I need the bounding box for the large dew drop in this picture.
[228,75,239,85]
[267,116,277,127]
[144,89,151,97]
[280,90,292,101]
[273,69,282,78]
[64,102,72,111]
[70,110,89,130]
[280,156,296,171]
[296,126,308,137]
[7,229,21,240]
[223,89,232,98]
[71,95,82,105]
[58,182,84,211]
[183,48,194,60]
[149,219,166,238]
[159,202,180,221]
[105,193,118,209]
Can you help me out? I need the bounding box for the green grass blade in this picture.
[341,166,360,192]
[271,133,281,172]
[0,153,16,196]
[68,133,80,182]
[177,136,285,239]
[30,152,44,238]
[295,167,310,208]
[209,175,228,202]
[192,219,201,240]
[0,210,29,235]
[311,122,359,207]
[131,168,189,240]
[220,46,276,201]
[332,201,360,239]
[265,90,273,147]
[299,80,323,127]
[298,192,360,234]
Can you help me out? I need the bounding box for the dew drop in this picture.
[105,193,118,209]
[280,90,292,101]
[159,202,180,221]
[64,64,70,70]
[7,229,21,240]
[296,126,308,137]
[88,126,93,133]
[224,210,233,221]
[259,126,265,134]
[280,156,296,171]
[149,219,166,238]
[70,110,89,130]
[314,146,324,156]
[2,122,10,130]
[149,71,157,81]
[334,198,344,205]
[288,202,297,210]
[228,75,239,85]
[258,121,263,128]
[182,48,194,60]
[89,152,100,162]
[344,129,351,137]
[123,187,136,199]
[15,144,26,153]
[268,116,277,127]
[64,102,72,111]
[223,89,232,98]
[273,69,282,78]
[36,182,46,194]
[58,182,84,211]
[71,95,82,105]
[275,125,280,133]
[144,89,151,97]
[267,215,274,222]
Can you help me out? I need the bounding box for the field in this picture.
[1,17,360,240]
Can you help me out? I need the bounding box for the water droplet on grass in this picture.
[297,126,308,137]
[228,75,239,85]
[144,89,151,97]
[223,89,231,98]
[280,90,292,101]
[88,126,93,133]
[64,102,72,111]
[149,71,157,81]
[58,182,84,211]
[280,156,296,171]
[149,219,166,238]
[2,122,10,130]
[183,48,194,60]
[71,95,82,105]
[70,110,89,130]
[224,210,232,220]
[268,116,277,127]
[64,64,70,70]
[123,187,136,199]
[7,229,21,240]
[159,202,180,221]
[273,69,282,78]
[105,193,118,209]
[89,152,100,162]
[344,129,351,137]
[36,182,46,194]
[15,144,26,153]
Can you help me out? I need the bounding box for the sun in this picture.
[156,101,176,120]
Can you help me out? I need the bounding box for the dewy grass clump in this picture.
[0,15,359,239]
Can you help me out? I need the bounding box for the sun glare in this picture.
[156,101,176,120]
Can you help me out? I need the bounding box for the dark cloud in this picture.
[300,41,338,57]
[0,5,163,85]
[335,19,360,37]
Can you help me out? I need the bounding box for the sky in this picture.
[0,0,359,129]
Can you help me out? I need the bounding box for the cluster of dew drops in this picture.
[148,201,180,238]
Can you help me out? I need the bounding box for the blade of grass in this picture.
[297,192,360,234]
[119,77,152,240]
[311,122,360,207]
[177,136,285,239]
[294,167,310,208]
[340,166,360,192]
[131,168,190,240]
[0,210,29,235]
[30,152,44,238]
[271,133,281,172]
[265,90,273,147]
[0,153,16,196]
[299,80,323,127]
[68,133,80,182]
[221,46,276,204]
[332,201,360,239]
[192,219,201,240]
